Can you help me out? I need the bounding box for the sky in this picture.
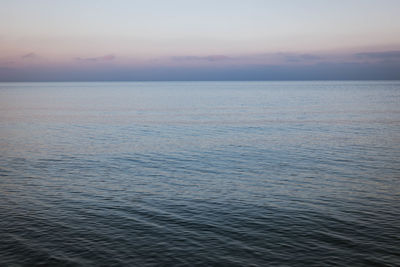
[1,0,400,81]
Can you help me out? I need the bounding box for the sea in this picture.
[0,81,399,266]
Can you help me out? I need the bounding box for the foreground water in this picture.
[0,81,399,266]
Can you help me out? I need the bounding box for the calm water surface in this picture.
[0,81,399,266]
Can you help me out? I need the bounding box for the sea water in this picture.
[0,81,399,266]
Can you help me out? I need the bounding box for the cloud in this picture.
[21,52,37,59]
[2,59,399,82]
[0,60,15,65]
[0,67,15,71]
[75,54,115,62]
[2,49,400,81]
[279,53,322,63]
[355,51,400,60]
[172,55,231,62]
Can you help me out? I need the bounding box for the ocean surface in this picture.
[0,81,399,266]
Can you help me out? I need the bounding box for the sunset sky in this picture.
[1,0,400,81]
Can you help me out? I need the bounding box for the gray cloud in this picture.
[2,60,399,82]
[21,52,37,59]
[355,51,400,60]
[172,55,231,62]
[0,60,15,65]
[2,50,400,81]
[279,53,322,63]
[75,54,115,62]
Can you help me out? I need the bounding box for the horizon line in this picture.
[1,79,400,83]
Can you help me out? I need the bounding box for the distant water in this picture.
[0,81,399,266]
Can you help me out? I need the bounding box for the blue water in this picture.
[0,81,399,266]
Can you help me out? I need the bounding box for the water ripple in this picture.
[1,81,400,266]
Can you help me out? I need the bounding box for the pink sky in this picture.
[1,0,400,80]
